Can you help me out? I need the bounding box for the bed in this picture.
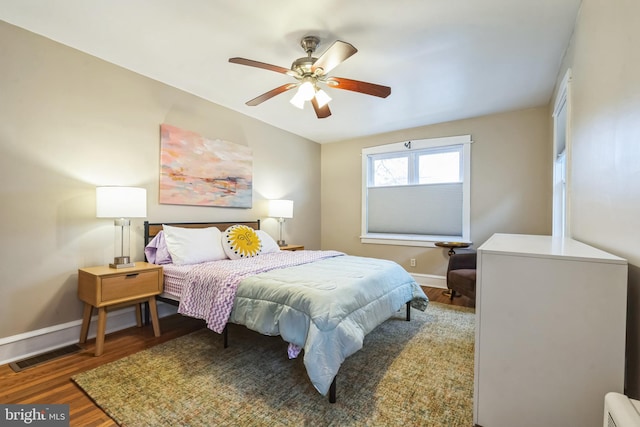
[143,220,429,402]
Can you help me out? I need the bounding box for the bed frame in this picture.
[143,220,412,403]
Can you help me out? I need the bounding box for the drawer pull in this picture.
[125,273,140,278]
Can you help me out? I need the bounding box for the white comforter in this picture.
[227,254,428,395]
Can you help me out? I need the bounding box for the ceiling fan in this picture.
[229,36,391,119]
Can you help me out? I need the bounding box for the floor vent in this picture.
[9,344,83,372]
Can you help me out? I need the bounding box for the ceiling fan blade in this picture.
[326,77,391,98]
[229,57,292,75]
[311,41,357,76]
[246,84,297,106]
[310,97,331,118]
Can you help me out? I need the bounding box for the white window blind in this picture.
[367,183,463,235]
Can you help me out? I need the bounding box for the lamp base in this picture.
[109,256,135,269]
[277,240,287,247]
[109,262,136,269]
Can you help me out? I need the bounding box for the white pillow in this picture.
[162,225,227,265]
[256,230,281,254]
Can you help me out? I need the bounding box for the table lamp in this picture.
[96,186,147,268]
[268,199,293,246]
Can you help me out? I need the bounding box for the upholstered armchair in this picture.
[446,251,477,302]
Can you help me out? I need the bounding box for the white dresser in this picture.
[474,233,627,427]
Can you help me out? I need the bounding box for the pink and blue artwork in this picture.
[159,124,252,208]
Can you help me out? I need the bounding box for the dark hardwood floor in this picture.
[0,287,473,426]
[424,285,475,308]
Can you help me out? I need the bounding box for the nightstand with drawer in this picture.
[77,262,163,356]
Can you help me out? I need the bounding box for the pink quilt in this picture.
[177,250,344,334]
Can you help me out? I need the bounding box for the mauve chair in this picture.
[446,251,477,302]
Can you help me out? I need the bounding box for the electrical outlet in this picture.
[410,258,416,267]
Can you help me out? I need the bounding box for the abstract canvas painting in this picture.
[159,124,252,207]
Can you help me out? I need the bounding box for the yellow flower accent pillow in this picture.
[223,225,262,259]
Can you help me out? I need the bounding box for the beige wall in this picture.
[321,107,552,276]
[0,21,320,338]
[554,0,640,398]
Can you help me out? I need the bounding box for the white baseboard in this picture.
[0,303,178,366]
[411,273,447,289]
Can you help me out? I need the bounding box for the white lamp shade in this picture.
[298,81,316,101]
[315,89,332,108]
[96,187,147,218]
[268,199,294,219]
[289,90,306,109]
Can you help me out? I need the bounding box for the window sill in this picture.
[360,233,471,248]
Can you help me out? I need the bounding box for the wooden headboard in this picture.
[143,220,261,245]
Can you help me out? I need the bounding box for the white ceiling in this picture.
[0,0,582,144]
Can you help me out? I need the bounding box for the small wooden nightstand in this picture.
[280,244,304,251]
[77,262,163,356]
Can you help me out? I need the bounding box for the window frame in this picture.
[360,135,472,247]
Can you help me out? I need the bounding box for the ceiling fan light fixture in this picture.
[289,90,306,109]
[298,80,316,101]
[315,88,332,108]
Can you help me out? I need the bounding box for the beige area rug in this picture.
[72,302,475,426]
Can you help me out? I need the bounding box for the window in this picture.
[361,135,471,247]
[552,68,571,238]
